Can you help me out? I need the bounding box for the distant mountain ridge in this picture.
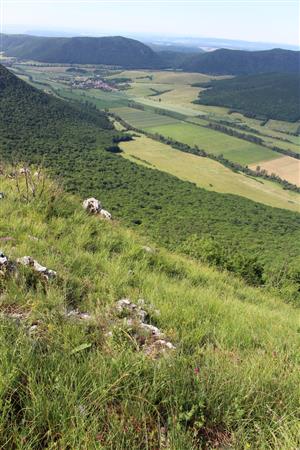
[181,48,300,74]
[2,33,300,74]
[0,34,164,69]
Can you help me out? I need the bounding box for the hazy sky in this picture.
[1,0,299,46]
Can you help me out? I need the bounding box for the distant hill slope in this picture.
[195,73,300,121]
[1,64,300,289]
[0,34,164,68]
[181,48,300,74]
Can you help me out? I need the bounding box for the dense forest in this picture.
[194,73,300,121]
[1,64,300,292]
[0,34,164,68]
[181,48,300,74]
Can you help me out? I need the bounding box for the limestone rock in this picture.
[116,298,147,322]
[17,256,56,280]
[114,298,175,358]
[82,197,102,214]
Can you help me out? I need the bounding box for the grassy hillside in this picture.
[0,173,299,448]
[181,48,300,75]
[1,64,300,290]
[195,73,300,122]
[1,34,164,69]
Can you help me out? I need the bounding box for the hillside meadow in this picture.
[0,172,299,449]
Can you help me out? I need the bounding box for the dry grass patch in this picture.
[250,156,300,187]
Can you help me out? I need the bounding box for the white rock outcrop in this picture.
[82,198,102,214]
[17,256,56,280]
[114,298,175,358]
[82,198,112,219]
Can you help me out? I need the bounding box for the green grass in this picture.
[110,106,179,128]
[120,134,300,212]
[0,173,299,448]
[147,122,281,165]
[265,119,300,134]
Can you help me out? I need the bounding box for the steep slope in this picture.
[1,64,300,290]
[181,48,300,74]
[195,73,300,121]
[1,33,163,68]
[0,173,299,448]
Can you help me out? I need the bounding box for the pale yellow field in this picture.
[250,156,300,187]
[145,71,222,85]
[127,82,174,97]
[110,70,224,85]
[119,134,300,211]
[156,85,200,105]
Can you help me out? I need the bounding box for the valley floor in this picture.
[11,64,300,203]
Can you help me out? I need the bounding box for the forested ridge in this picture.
[1,64,299,292]
[0,34,164,69]
[181,48,300,75]
[194,73,300,121]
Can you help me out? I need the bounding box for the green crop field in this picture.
[146,122,280,165]
[120,134,300,211]
[110,106,180,128]
[265,119,300,134]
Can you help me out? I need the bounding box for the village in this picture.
[70,76,118,91]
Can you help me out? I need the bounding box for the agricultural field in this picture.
[120,134,300,211]
[126,82,174,97]
[108,70,222,85]
[110,106,180,128]
[250,156,300,187]
[146,122,280,165]
[265,119,300,134]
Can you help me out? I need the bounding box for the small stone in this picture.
[28,235,39,241]
[99,209,112,220]
[144,339,176,358]
[19,167,30,175]
[66,309,91,321]
[139,323,162,338]
[142,246,155,253]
